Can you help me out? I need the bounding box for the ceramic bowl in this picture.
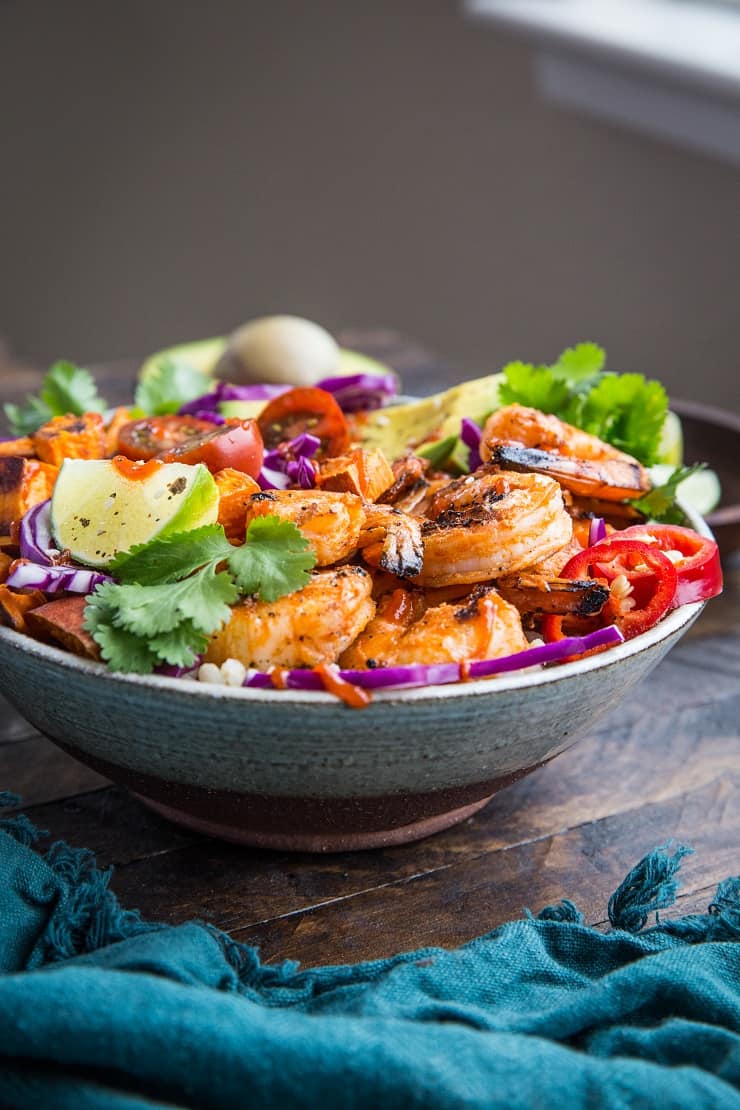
[672,399,740,557]
[0,584,706,852]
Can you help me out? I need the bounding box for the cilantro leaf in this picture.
[227,516,316,602]
[629,463,705,525]
[550,342,605,383]
[148,622,211,668]
[4,361,107,436]
[498,362,571,415]
[578,374,667,466]
[111,525,233,585]
[40,361,106,416]
[496,346,667,465]
[109,570,237,638]
[86,517,315,674]
[84,587,160,674]
[4,396,52,437]
[134,357,211,416]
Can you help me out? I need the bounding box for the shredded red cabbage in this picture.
[19,500,59,566]
[460,418,483,471]
[156,657,203,678]
[7,560,111,594]
[178,381,289,417]
[315,372,397,412]
[259,432,320,490]
[588,517,607,545]
[185,409,226,425]
[242,624,624,693]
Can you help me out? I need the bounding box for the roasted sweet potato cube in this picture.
[33,412,106,466]
[104,407,133,455]
[0,584,47,633]
[0,552,14,584]
[316,448,394,502]
[24,596,100,659]
[0,436,36,458]
[0,457,58,531]
[214,467,261,542]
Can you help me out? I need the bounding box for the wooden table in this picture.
[1,335,738,968]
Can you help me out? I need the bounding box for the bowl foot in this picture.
[134,793,494,852]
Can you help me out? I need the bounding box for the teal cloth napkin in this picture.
[1,792,739,1110]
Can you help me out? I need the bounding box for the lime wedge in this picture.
[656,410,683,466]
[51,459,219,567]
[648,464,722,517]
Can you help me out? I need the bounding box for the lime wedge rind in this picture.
[51,460,219,567]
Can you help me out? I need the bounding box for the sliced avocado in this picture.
[218,399,268,421]
[337,348,399,385]
[139,337,227,383]
[357,373,503,461]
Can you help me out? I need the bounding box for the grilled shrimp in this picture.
[205,566,375,670]
[481,404,650,501]
[243,489,364,566]
[414,468,572,587]
[358,504,424,579]
[340,584,528,669]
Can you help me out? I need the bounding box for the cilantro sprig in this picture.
[134,357,211,416]
[84,519,316,674]
[498,343,667,465]
[4,361,107,436]
[629,463,705,525]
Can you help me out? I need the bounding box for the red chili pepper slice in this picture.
[611,524,722,608]
[542,538,678,645]
[257,387,350,457]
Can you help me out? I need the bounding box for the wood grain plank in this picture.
[0,734,108,807]
[232,775,739,967]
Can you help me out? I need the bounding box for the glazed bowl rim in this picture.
[0,506,712,707]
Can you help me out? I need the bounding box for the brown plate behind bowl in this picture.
[672,399,740,557]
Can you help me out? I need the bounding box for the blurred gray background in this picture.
[1,0,739,408]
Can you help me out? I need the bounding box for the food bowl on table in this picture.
[0,515,709,853]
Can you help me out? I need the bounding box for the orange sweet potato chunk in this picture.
[0,457,58,532]
[316,448,394,502]
[33,412,106,466]
[0,584,47,633]
[24,596,100,659]
[215,467,261,543]
[104,407,133,455]
[0,436,36,458]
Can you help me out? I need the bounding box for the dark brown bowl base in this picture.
[57,739,546,852]
[137,794,495,851]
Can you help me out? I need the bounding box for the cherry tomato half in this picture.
[611,524,722,608]
[157,418,264,478]
[117,415,215,462]
[542,538,678,644]
[257,387,350,457]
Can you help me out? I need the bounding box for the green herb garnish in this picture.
[84,519,316,673]
[498,343,668,465]
[4,361,107,436]
[629,463,705,525]
[134,357,212,416]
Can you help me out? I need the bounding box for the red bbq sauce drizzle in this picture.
[111,455,164,482]
[269,667,290,690]
[314,664,371,709]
